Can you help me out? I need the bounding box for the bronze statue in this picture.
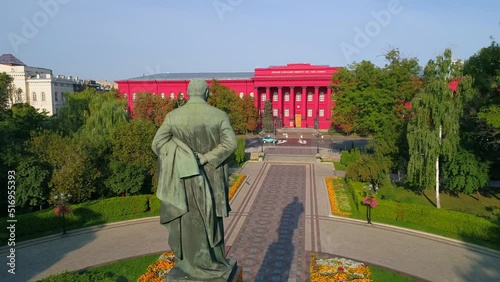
[152,79,237,280]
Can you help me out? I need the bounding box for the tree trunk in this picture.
[436,125,442,209]
[435,154,441,208]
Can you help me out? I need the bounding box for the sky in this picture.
[1,0,499,82]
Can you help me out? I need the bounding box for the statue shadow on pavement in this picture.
[255,196,304,281]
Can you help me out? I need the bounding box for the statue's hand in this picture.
[198,154,208,166]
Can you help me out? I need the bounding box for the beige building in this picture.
[0,54,80,115]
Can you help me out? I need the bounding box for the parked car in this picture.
[263,136,278,143]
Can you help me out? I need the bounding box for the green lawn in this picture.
[338,179,500,250]
[370,265,416,281]
[333,161,347,170]
[39,253,160,282]
[379,184,500,221]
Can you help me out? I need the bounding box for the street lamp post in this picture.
[54,192,72,235]
[314,131,323,154]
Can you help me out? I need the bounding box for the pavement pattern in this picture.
[228,165,306,281]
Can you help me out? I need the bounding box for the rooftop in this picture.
[125,72,254,81]
[0,54,26,66]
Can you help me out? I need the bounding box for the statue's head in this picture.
[188,79,209,100]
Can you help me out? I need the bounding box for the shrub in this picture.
[40,271,121,282]
[340,148,361,167]
[149,195,161,213]
[235,137,246,164]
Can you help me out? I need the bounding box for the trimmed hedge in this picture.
[40,271,121,282]
[0,195,159,242]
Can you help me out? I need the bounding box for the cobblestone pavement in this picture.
[228,165,306,282]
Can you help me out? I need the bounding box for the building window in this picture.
[284,109,289,117]
[307,109,313,117]
[32,92,37,101]
[320,92,325,102]
[273,92,278,101]
[284,92,289,102]
[61,92,65,101]
[296,93,301,102]
[261,94,266,102]
[239,92,244,98]
[161,93,165,99]
[41,92,46,101]
[308,92,313,102]
[319,109,325,117]
[54,91,58,101]
[170,92,175,99]
[250,92,254,98]
[123,93,127,99]
[273,109,278,117]
[133,93,137,101]
[16,92,22,103]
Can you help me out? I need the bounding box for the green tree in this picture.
[442,148,490,196]
[0,104,50,212]
[104,159,146,196]
[15,157,51,209]
[463,40,500,155]
[208,80,238,113]
[109,119,157,192]
[0,72,14,110]
[407,49,474,208]
[80,90,129,137]
[208,80,259,134]
[133,92,176,127]
[240,95,260,133]
[346,154,384,185]
[53,88,94,134]
[463,39,500,101]
[29,131,101,203]
[262,100,273,133]
[340,148,361,167]
[331,50,420,172]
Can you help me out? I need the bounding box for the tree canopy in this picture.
[208,79,260,133]
[407,49,475,208]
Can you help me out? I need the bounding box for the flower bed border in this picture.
[229,174,247,200]
[326,177,351,217]
[310,253,372,282]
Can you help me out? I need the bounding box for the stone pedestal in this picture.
[165,260,242,282]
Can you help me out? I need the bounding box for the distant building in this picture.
[97,80,118,91]
[0,54,81,115]
[116,63,340,130]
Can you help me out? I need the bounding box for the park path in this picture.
[227,164,307,281]
[1,161,499,281]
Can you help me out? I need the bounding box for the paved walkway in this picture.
[1,162,500,282]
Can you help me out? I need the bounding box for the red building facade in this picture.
[116,63,340,130]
